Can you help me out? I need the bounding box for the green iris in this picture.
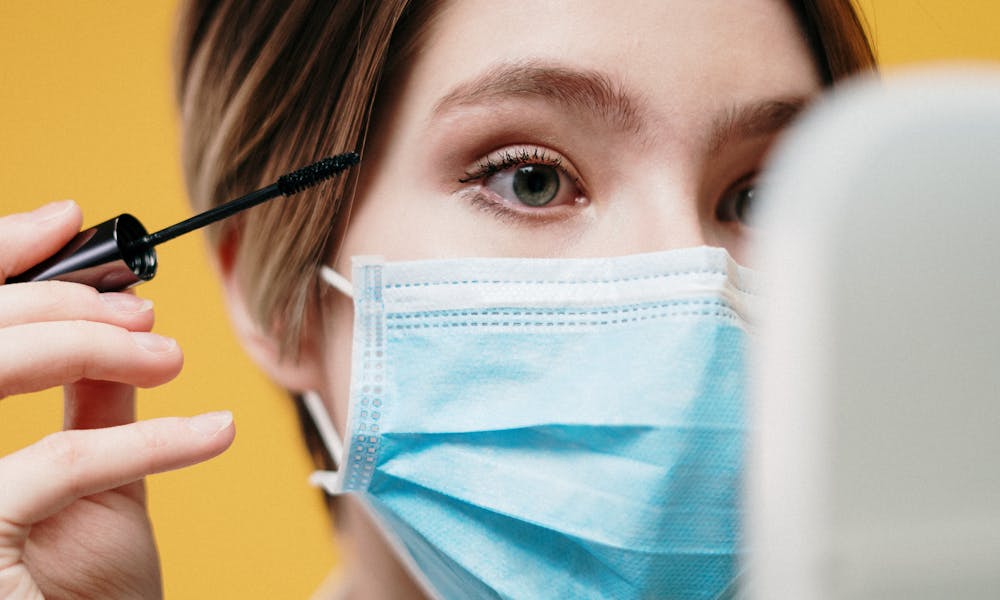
[512,164,560,206]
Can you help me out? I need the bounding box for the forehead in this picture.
[402,0,820,129]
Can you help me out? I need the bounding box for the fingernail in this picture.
[131,332,176,353]
[28,200,75,223]
[187,411,233,436]
[102,293,153,313]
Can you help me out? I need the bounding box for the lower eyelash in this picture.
[462,188,584,227]
[465,190,539,224]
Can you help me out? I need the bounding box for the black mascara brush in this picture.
[11,152,359,292]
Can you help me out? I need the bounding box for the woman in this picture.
[0,1,874,598]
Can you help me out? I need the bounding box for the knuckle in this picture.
[53,319,98,348]
[133,420,170,467]
[37,430,86,468]
[33,430,92,500]
[39,281,97,313]
[35,431,90,498]
[67,321,120,380]
[135,421,168,451]
[66,318,94,331]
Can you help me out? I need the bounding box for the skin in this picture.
[0,201,235,599]
[2,1,818,598]
[244,1,822,597]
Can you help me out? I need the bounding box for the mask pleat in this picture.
[369,470,739,599]
[372,426,740,553]
[326,248,752,598]
[384,322,746,432]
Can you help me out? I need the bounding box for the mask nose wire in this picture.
[320,264,354,297]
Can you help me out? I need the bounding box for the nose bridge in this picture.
[617,180,709,254]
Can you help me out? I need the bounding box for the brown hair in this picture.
[174,0,875,351]
[789,0,877,84]
[175,1,876,477]
[174,0,432,351]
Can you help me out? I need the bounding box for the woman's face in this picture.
[321,0,820,424]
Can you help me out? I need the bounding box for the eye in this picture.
[490,163,562,207]
[716,177,756,226]
[459,147,584,212]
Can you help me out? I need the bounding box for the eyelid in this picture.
[459,145,583,189]
[455,144,589,225]
[726,171,757,191]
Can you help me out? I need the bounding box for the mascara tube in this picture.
[9,152,359,292]
[13,213,156,291]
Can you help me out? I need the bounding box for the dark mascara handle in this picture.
[9,213,158,292]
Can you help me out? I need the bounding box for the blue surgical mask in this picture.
[307,246,756,599]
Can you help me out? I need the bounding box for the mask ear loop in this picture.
[307,266,353,494]
[302,390,346,494]
[320,265,354,298]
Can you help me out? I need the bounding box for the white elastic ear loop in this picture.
[302,390,345,494]
[320,265,354,298]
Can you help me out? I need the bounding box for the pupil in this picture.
[512,164,559,206]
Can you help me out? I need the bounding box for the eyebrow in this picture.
[433,61,812,153]
[706,97,811,156]
[432,61,645,132]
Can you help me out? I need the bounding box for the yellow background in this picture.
[1,2,997,598]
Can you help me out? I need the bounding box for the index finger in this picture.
[0,201,83,283]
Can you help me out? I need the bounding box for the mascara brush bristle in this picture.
[277,151,360,195]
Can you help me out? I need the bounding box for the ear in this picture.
[215,230,325,393]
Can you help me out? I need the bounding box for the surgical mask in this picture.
[306,246,756,599]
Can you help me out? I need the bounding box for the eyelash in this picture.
[455,146,584,224]
[458,147,571,184]
[456,146,758,227]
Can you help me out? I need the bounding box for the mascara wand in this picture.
[11,152,359,292]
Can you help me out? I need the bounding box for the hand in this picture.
[0,201,236,599]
